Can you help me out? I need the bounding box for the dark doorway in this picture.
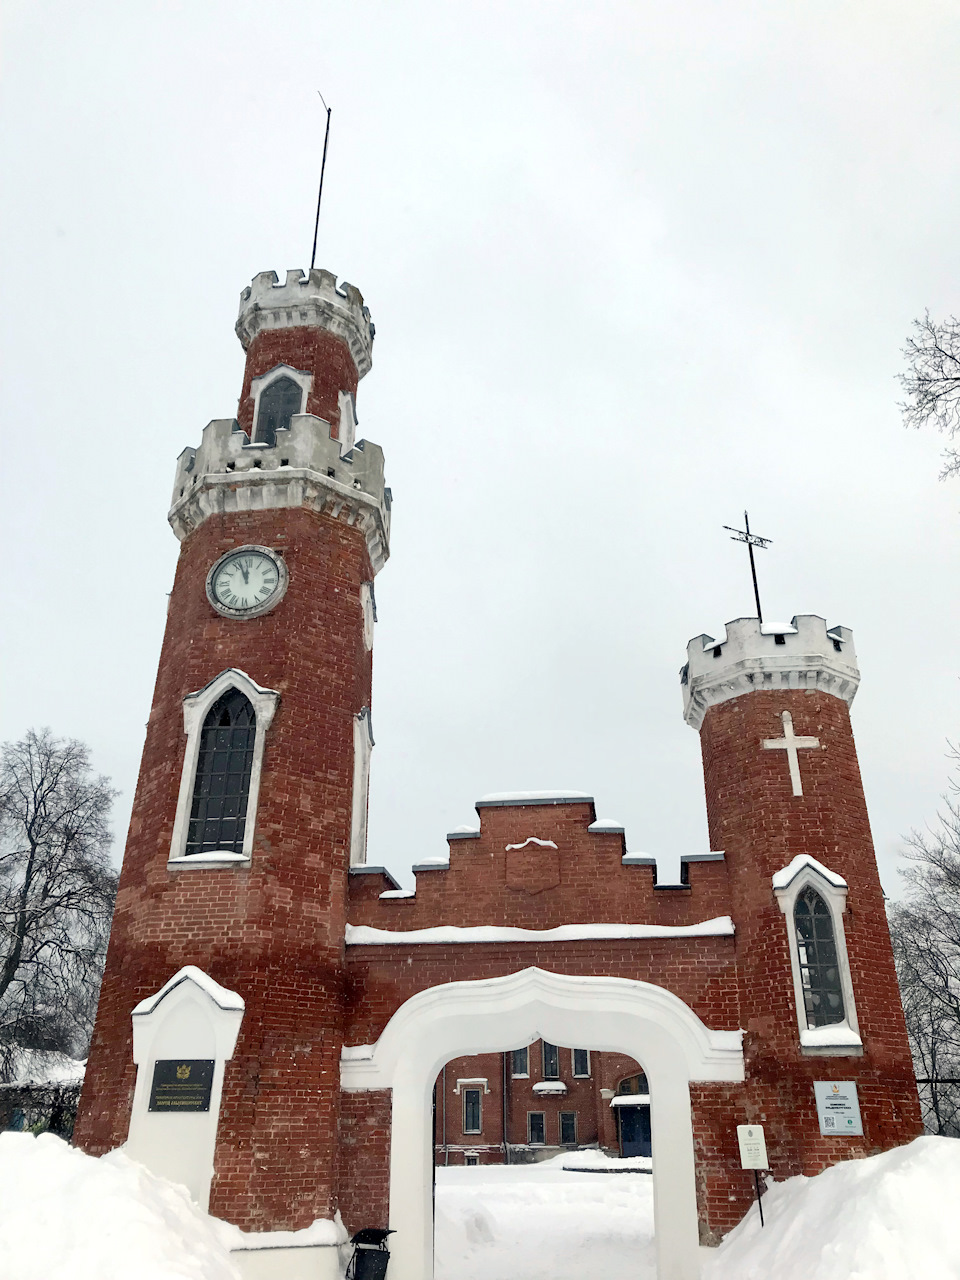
[618,1105,652,1158]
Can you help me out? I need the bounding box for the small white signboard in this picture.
[814,1081,863,1136]
[737,1124,768,1169]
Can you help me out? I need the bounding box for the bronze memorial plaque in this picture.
[148,1059,215,1112]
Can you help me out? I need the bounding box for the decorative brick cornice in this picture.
[236,269,375,379]
[681,615,860,731]
[168,415,391,573]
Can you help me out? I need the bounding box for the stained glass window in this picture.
[795,887,845,1027]
[186,689,256,856]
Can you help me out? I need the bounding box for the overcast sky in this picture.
[3,0,960,894]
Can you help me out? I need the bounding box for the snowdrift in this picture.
[0,1131,240,1280]
[703,1135,960,1280]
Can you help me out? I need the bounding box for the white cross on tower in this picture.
[762,710,820,797]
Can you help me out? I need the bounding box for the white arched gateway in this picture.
[340,968,745,1280]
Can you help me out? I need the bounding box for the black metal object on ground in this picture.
[346,1228,395,1280]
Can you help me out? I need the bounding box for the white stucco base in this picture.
[125,967,244,1210]
[230,1243,341,1280]
[341,967,744,1280]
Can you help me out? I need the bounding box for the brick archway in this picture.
[341,966,744,1280]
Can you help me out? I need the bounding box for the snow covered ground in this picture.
[3,1131,960,1279]
[434,1155,657,1280]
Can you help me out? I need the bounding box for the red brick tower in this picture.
[682,615,921,1219]
[74,269,389,1234]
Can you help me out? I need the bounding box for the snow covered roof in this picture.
[476,790,593,808]
[772,854,847,892]
[345,917,735,946]
[610,1094,650,1107]
[132,965,244,1016]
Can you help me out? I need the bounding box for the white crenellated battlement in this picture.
[680,615,860,730]
[236,268,375,378]
[168,415,391,572]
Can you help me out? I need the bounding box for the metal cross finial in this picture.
[723,511,772,622]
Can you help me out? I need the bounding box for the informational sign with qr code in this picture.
[813,1081,863,1136]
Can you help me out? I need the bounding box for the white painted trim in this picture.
[169,669,280,865]
[126,967,244,1210]
[338,390,358,453]
[249,365,313,444]
[360,582,375,652]
[350,708,374,867]
[340,966,744,1280]
[773,860,862,1053]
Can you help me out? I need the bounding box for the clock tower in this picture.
[74,268,390,1238]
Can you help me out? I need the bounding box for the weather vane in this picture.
[723,511,771,623]
[309,90,332,271]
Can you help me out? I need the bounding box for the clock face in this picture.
[206,546,287,618]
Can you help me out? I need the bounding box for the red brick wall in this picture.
[348,801,731,932]
[74,500,374,1230]
[237,328,359,439]
[339,1091,392,1234]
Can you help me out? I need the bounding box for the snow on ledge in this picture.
[772,854,847,891]
[533,1080,568,1095]
[477,790,593,805]
[341,1044,375,1062]
[380,888,416,899]
[132,965,245,1016]
[588,819,625,832]
[800,1024,863,1048]
[221,1216,347,1251]
[505,837,558,851]
[167,851,250,866]
[611,1094,650,1107]
[759,621,799,635]
[345,917,735,946]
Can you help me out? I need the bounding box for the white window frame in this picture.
[511,1046,530,1078]
[527,1111,546,1145]
[462,1088,482,1135]
[249,364,313,443]
[571,1048,591,1078]
[350,707,374,867]
[559,1111,577,1146]
[168,668,279,868]
[772,856,862,1055]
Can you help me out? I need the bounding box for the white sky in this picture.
[3,0,960,894]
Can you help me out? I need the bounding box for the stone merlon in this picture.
[168,415,391,572]
[680,614,860,731]
[236,268,375,379]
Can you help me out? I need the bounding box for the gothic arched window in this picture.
[255,376,302,446]
[185,689,256,856]
[794,886,845,1027]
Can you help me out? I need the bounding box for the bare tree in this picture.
[890,788,960,1135]
[0,729,118,1082]
[898,312,960,478]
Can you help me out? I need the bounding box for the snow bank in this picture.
[0,1132,240,1280]
[1,1048,85,1086]
[703,1136,960,1280]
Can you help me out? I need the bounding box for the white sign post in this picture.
[736,1124,769,1227]
[814,1081,863,1136]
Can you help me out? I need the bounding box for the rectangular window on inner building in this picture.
[559,1111,577,1145]
[462,1088,482,1134]
[572,1048,590,1078]
[511,1046,529,1077]
[542,1042,560,1079]
[528,1112,546,1145]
